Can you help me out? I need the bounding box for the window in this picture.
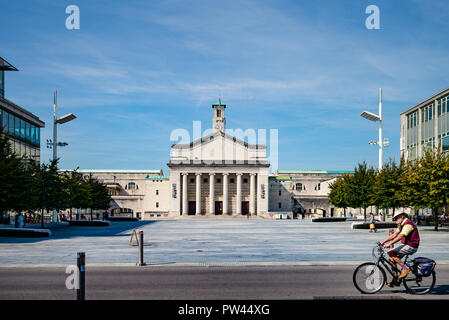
[8,113,14,134]
[443,136,449,152]
[217,109,221,117]
[279,190,282,196]
[278,203,282,209]
[295,183,303,191]
[156,190,159,195]
[125,182,138,190]
[190,178,195,183]
[217,178,222,183]
[315,183,321,191]
[230,178,235,183]
[25,122,30,141]
[243,178,248,183]
[156,202,159,208]
[14,116,20,137]
[1,109,7,131]
[20,118,25,138]
[203,178,208,183]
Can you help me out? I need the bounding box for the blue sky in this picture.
[1,0,449,173]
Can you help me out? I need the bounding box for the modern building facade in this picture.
[400,86,449,161]
[0,57,45,165]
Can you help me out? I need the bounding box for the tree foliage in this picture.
[327,149,449,231]
[0,127,112,227]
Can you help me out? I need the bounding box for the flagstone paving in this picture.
[0,219,448,265]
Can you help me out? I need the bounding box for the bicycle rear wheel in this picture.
[403,270,436,294]
[353,262,386,294]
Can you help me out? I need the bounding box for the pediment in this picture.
[171,131,265,150]
[170,131,268,164]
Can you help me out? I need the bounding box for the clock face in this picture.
[215,124,222,130]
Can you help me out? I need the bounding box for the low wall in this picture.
[68,220,110,227]
[107,217,139,222]
[0,227,51,237]
[312,217,347,222]
[351,222,397,229]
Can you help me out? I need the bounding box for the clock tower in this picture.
[212,99,226,133]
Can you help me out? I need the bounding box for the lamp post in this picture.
[52,90,76,161]
[360,88,389,171]
[49,90,76,223]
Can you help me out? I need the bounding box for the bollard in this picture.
[138,231,146,266]
[77,252,86,300]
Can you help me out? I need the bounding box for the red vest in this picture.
[401,219,420,248]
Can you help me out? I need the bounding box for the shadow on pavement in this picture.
[430,284,449,295]
[0,220,161,244]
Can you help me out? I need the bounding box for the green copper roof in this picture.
[146,175,169,180]
[278,170,353,174]
[269,176,292,181]
[64,169,162,174]
[212,100,226,106]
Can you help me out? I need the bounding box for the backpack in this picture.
[413,257,436,277]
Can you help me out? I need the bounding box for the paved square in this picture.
[1,219,448,266]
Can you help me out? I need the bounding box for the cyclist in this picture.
[379,211,420,285]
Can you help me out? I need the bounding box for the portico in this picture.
[174,170,265,216]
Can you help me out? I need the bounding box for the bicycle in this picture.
[353,242,436,295]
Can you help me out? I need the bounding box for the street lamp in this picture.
[360,88,389,170]
[51,90,76,223]
[52,90,76,162]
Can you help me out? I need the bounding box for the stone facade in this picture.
[75,169,170,220]
[168,101,270,217]
[269,170,349,217]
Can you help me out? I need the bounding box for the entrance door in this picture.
[188,202,196,215]
[242,201,249,215]
[215,201,223,215]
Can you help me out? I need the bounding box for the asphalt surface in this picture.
[1,265,449,300]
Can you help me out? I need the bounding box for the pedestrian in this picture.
[369,213,376,233]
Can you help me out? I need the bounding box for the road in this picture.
[1,265,449,300]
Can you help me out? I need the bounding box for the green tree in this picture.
[84,174,111,220]
[372,158,406,220]
[61,170,89,220]
[328,173,352,216]
[0,127,24,223]
[33,159,66,228]
[346,161,376,221]
[400,147,449,231]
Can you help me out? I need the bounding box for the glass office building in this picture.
[0,57,45,164]
[400,87,449,161]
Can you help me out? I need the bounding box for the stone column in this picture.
[223,173,229,215]
[209,173,215,215]
[236,173,242,215]
[250,173,256,215]
[196,173,201,215]
[256,174,261,216]
[182,173,188,215]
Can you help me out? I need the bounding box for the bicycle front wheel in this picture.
[403,270,436,295]
[353,262,386,294]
